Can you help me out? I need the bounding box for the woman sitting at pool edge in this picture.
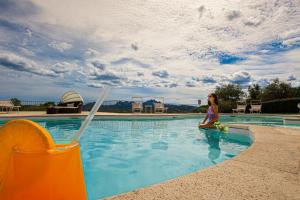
[199,93,219,129]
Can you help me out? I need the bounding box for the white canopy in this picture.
[60,91,84,103]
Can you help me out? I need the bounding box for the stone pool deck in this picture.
[106,125,300,200]
[0,111,299,119]
[0,111,200,118]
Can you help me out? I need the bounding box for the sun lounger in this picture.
[132,102,143,113]
[47,91,83,114]
[154,102,166,113]
[131,96,143,113]
[0,100,21,113]
[232,101,246,113]
[249,100,262,113]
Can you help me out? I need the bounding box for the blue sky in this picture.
[0,0,300,104]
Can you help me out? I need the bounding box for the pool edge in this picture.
[104,125,300,200]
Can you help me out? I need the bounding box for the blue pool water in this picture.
[0,115,297,199]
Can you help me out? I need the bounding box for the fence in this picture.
[6,99,198,113]
[20,100,59,106]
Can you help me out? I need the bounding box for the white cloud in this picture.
[287,75,297,81]
[51,62,76,74]
[0,0,300,103]
[243,16,265,27]
[31,0,300,54]
[230,71,251,85]
[48,41,72,52]
[0,52,57,77]
[84,48,100,58]
[18,47,35,57]
[225,10,241,21]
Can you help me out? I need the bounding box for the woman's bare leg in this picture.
[198,123,215,129]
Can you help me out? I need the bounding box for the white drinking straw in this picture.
[71,86,110,142]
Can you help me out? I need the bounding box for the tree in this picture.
[43,102,56,107]
[214,84,244,113]
[261,79,294,101]
[10,98,21,106]
[215,84,244,101]
[248,84,261,100]
[290,86,300,97]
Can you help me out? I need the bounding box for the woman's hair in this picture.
[208,93,218,106]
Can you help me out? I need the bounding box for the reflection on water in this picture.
[204,130,221,164]
[197,128,252,164]
[42,118,82,143]
[151,141,168,150]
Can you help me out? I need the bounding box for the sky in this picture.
[0,0,300,104]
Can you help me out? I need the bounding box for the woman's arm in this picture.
[202,114,208,124]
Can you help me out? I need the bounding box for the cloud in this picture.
[51,62,74,74]
[131,43,138,51]
[200,76,217,84]
[229,71,251,85]
[18,47,35,57]
[198,5,205,18]
[185,81,196,87]
[152,70,169,78]
[0,0,40,17]
[91,60,106,70]
[279,28,300,46]
[137,72,144,76]
[0,0,300,103]
[169,83,178,88]
[90,68,122,82]
[217,52,246,65]
[48,41,72,52]
[111,57,150,68]
[87,82,103,88]
[225,10,241,21]
[0,52,57,77]
[243,16,264,27]
[287,75,297,81]
[0,19,24,32]
[84,48,100,58]
[256,78,270,87]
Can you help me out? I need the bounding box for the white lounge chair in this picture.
[131,96,143,113]
[0,100,21,113]
[132,102,143,113]
[232,101,246,113]
[154,102,166,113]
[249,100,262,113]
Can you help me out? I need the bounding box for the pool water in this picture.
[0,115,296,199]
[80,118,251,199]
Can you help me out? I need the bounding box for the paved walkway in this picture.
[106,125,300,200]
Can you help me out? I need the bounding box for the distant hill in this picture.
[83,100,197,113]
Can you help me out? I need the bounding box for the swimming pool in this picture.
[0,115,297,199]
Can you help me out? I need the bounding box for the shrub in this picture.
[10,98,21,106]
[262,98,300,113]
[218,100,236,113]
[20,105,48,111]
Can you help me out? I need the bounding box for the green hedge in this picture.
[20,105,48,111]
[218,100,236,113]
[210,98,300,113]
[262,98,300,113]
